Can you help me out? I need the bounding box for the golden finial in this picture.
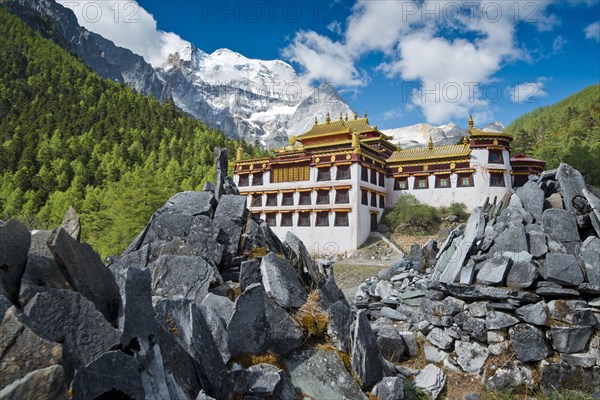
[428,135,433,150]
[352,131,360,149]
[468,114,474,130]
[354,111,358,120]
[339,112,343,121]
[314,116,318,125]
[364,111,369,124]
[396,143,402,151]
[463,134,469,145]
[364,111,368,118]
[326,112,331,124]
[289,136,297,146]
[345,113,348,121]
[236,145,243,161]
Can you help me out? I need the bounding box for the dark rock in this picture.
[455,340,488,373]
[214,148,228,200]
[506,260,538,289]
[541,253,584,286]
[227,283,270,356]
[327,300,352,352]
[447,284,541,303]
[72,351,145,400]
[372,377,405,400]
[408,244,425,272]
[581,237,600,286]
[351,310,385,390]
[535,281,580,297]
[48,228,121,324]
[414,364,446,400]
[484,363,533,392]
[284,231,325,288]
[0,307,64,388]
[0,219,30,304]
[542,209,580,242]
[317,275,348,311]
[0,365,67,400]
[149,255,221,302]
[517,181,545,221]
[376,325,406,362]
[539,362,600,395]
[156,191,216,218]
[548,300,597,326]
[551,326,593,353]
[489,223,529,256]
[515,302,548,325]
[476,256,511,286]
[584,188,600,236]
[509,323,551,362]
[486,311,520,330]
[214,195,248,266]
[0,295,10,320]
[527,230,548,258]
[61,206,81,241]
[463,394,481,400]
[18,230,72,307]
[202,181,215,193]
[459,314,487,342]
[240,259,262,291]
[221,363,297,400]
[240,217,285,256]
[260,253,307,309]
[427,327,454,350]
[557,163,587,215]
[264,297,303,355]
[24,289,118,372]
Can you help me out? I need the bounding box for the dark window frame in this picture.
[435,175,451,188]
[371,192,377,206]
[361,189,368,205]
[370,169,377,184]
[317,167,331,182]
[252,173,263,186]
[457,174,474,187]
[414,176,429,190]
[379,195,385,209]
[490,172,505,187]
[335,189,349,204]
[238,175,249,187]
[298,191,311,205]
[378,172,385,187]
[251,194,263,207]
[337,165,351,180]
[316,211,329,227]
[361,166,369,182]
[297,212,311,227]
[394,178,408,191]
[316,190,330,205]
[266,194,278,206]
[282,192,294,206]
[334,212,349,226]
[265,213,276,226]
[281,213,293,227]
[488,150,504,164]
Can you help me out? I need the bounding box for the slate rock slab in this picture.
[156,191,216,218]
[489,223,529,256]
[222,363,297,399]
[580,237,600,286]
[455,340,489,373]
[61,206,81,241]
[283,349,367,400]
[527,231,548,258]
[542,209,580,242]
[240,259,262,291]
[0,365,67,400]
[372,376,405,400]
[486,311,520,330]
[539,362,600,395]
[548,300,597,326]
[509,323,551,362]
[414,364,446,400]
[427,327,454,351]
[264,297,303,355]
[376,325,407,363]
[557,163,587,215]
[351,310,385,390]
[551,325,593,354]
[48,228,121,324]
[476,256,511,286]
[72,351,145,400]
[541,253,584,286]
[0,307,64,388]
[506,260,538,290]
[515,302,548,326]
[260,252,307,309]
[284,231,325,288]
[0,219,30,304]
[227,283,270,356]
[24,289,118,372]
[214,194,248,266]
[0,295,11,321]
[516,181,545,221]
[327,300,353,352]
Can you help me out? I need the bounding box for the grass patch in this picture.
[292,292,328,340]
[403,380,428,400]
[332,262,384,291]
[227,351,288,375]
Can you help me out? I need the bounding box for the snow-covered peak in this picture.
[383,122,468,149]
[482,121,506,133]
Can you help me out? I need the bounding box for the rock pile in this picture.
[352,163,600,397]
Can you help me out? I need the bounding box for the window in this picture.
[252,173,263,186]
[265,213,276,226]
[488,151,504,164]
[361,166,369,181]
[266,194,277,206]
[316,212,329,227]
[513,175,528,188]
[361,190,368,205]
[316,190,330,205]
[282,192,294,206]
[298,212,310,227]
[371,192,377,206]
[271,165,309,183]
[299,191,311,205]
[251,194,262,207]
[378,173,385,187]
[317,167,331,181]
[281,213,293,226]
[458,174,474,187]
[337,165,351,180]
[238,175,249,187]
[490,172,505,187]
[335,212,349,226]
[394,178,407,191]
[435,175,451,188]
[414,177,429,189]
[370,169,377,184]
[335,189,349,204]
[379,195,385,209]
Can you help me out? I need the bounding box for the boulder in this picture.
[376,325,406,363]
[542,209,580,242]
[372,377,405,400]
[424,343,449,363]
[264,297,303,355]
[489,223,529,256]
[515,302,548,326]
[539,362,600,395]
[427,327,454,351]
[0,219,30,304]
[375,280,394,300]
[227,283,270,356]
[0,295,10,321]
[476,256,511,286]
[149,255,221,302]
[214,147,228,199]
[18,230,72,307]
[541,253,584,286]
[260,253,307,309]
[48,228,121,324]
[527,230,548,258]
[327,300,353,352]
[0,307,64,388]
[509,323,551,362]
[24,289,118,372]
[283,349,367,400]
[556,163,587,215]
[0,365,67,400]
[584,188,600,236]
[284,231,325,288]
[485,363,533,392]
[214,194,248,266]
[486,311,520,330]
[581,237,600,286]
[239,259,262,291]
[351,310,385,390]
[506,261,538,290]
[548,300,597,326]
[60,206,81,241]
[455,340,489,374]
[155,191,216,218]
[220,363,297,399]
[551,326,593,354]
[414,364,446,400]
[516,181,545,221]
[71,351,145,400]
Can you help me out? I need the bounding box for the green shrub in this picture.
[448,202,468,220]
[382,194,441,234]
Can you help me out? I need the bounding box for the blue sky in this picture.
[60,0,599,129]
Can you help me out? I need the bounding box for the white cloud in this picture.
[584,21,600,42]
[327,21,343,36]
[552,35,567,54]
[507,78,549,103]
[56,0,187,66]
[380,108,403,121]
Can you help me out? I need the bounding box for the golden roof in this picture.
[468,128,513,139]
[296,117,377,140]
[387,144,471,163]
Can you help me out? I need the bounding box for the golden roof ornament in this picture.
[428,135,433,150]
[468,114,474,130]
[354,111,358,120]
[364,111,369,124]
[314,116,318,125]
[339,112,343,121]
[345,113,348,121]
[352,131,360,149]
[326,112,331,124]
[289,136,297,146]
[463,134,469,145]
[236,145,243,161]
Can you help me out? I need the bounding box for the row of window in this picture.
[392,173,506,190]
[250,189,350,207]
[239,165,352,186]
[360,190,386,208]
[238,173,263,187]
[260,212,349,227]
[361,166,385,187]
[316,165,351,181]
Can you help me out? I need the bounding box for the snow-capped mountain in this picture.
[383,121,506,149]
[157,43,353,147]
